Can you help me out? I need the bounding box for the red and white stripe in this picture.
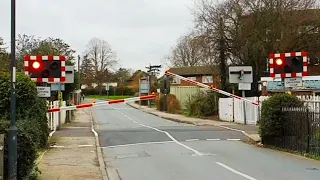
[47,94,156,112]
[24,55,66,83]
[165,71,260,106]
[269,52,308,78]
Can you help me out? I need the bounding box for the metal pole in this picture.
[8,0,17,179]
[148,75,151,108]
[58,83,61,129]
[163,75,168,112]
[242,90,247,125]
[78,55,81,104]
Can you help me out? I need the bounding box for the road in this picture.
[92,103,320,180]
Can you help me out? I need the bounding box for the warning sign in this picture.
[37,87,51,97]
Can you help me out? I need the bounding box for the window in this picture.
[202,76,213,83]
[171,77,181,84]
[187,77,197,81]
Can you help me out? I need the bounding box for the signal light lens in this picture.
[275,58,283,66]
[32,61,41,69]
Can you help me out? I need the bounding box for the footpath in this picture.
[127,103,261,143]
[38,108,106,180]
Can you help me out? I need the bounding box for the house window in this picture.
[171,77,181,84]
[202,76,213,83]
[187,77,197,81]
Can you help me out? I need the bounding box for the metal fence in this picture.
[264,107,320,155]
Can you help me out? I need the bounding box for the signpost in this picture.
[284,77,303,88]
[36,87,51,97]
[229,66,253,125]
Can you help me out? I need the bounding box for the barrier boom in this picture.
[165,71,259,106]
[48,94,156,112]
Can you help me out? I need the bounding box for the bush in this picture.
[156,94,182,114]
[0,72,48,179]
[185,91,218,117]
[259,94,304,140]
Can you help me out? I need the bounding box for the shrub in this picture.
[156,94,182,114]
[185,91,218,117]
[259,94,304,140]
[0,72,48,179]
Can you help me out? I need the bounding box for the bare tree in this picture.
[166,33,203,67]
[85,38,118,94]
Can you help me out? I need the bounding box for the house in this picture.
[126,70,157,92]
[167,66,220,88]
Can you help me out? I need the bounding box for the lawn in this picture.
[86,95,133,100]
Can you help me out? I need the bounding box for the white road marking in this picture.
[207,139,220,141]
[102,141,175,148]
[91,124,98,137]
[109,105,204,156]
[185,139,199,142]
[216,162,257,180]
[50,145,64,148]
[78,145,94,147]
[227,139,241,141]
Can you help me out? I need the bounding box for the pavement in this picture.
[127,102,261,143]
[92,102,320,180]
[38,108,104,180]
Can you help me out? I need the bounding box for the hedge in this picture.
[185,91,219,117]
[156,94,182,114]
[259,94,304,141]
[0,72,49,179]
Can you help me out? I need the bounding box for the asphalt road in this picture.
[93,103,320,180]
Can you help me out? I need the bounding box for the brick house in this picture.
[126,70,157,92]
[168,66,220,88]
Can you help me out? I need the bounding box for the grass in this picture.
[86,95,133,100]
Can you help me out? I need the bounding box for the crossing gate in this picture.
[47,94,156,112]
[165,70,260,106]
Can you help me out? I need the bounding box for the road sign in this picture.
[284,77,303,88]
[229,66,253,83]
[239,83,251,90]
[37,86,51,97]
[51,83,65,91]
[65,66,74,84]
[140,80,149,94]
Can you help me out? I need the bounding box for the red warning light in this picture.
[32,61,40,69]
[275,58,283,66]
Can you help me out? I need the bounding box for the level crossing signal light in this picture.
[270,52,308,78]
[24,56,66,83]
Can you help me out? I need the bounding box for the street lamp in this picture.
[8,0,17,179]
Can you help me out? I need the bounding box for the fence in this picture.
[262,107,320,156]
[47,100,66,131]
[170,86,203,108]
[219,95,320,125]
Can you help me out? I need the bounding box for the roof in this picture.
[168,66,219,76]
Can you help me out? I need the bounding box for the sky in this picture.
[0,0,195,74]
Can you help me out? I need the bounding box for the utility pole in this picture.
[78,55,81,104]
[145,64,161,107]
[8,0,17,179]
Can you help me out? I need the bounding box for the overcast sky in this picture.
[0,0,194,73]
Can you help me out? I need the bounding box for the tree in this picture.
[85,38,117,94]
[113,68,133,85]
[0,37,9,72]
[166,33,203,67]
[80,55,94,88]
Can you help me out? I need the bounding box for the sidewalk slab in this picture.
[127,103,261,143]
[38,109,103,180]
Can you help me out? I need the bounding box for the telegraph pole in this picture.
[8,0,17,179]
[146,64,161,107]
